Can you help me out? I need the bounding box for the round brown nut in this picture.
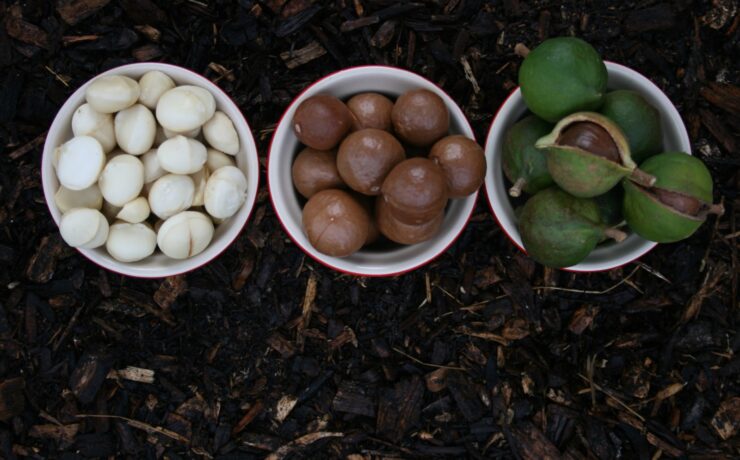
[293,95,353,150]
[302,189,370,257]
[347,92,394,131]
[292,147,344,199]
[381,157,449,225]
[429,135,486,197]
[391,89,449,147]
[376,198,444,245]
[352,193,380,246]
[337,129,405,196]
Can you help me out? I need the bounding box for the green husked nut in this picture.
[594,185,625,227]
[536,112,655,198]
[519,37,608,122]
[502,115,554,197]
[623,152,723,243]
[601,90,663,164]
[519,187,626,268]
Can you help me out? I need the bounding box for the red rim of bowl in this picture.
[482,61,690,273]
[267,65,478,278]
[41,62,260,279]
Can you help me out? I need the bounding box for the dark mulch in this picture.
[1,1,738,458]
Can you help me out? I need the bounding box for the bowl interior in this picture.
[269,66,477,276]
[42,63,260,278]
[484,62,691,272]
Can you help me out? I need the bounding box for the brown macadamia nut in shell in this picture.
[347,93,394,131]
[381,157,449,225]
[293,95,353,150]
[292,147,344,198]
[302,189,370,257]
[337,129,405,196]
[429,135,486,197]
[391,89,449,147]
[376,198,444,245]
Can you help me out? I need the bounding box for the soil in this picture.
[0,1,738,459]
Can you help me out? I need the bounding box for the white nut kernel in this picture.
[155,85,216,132]
[116,197,150,223]
[206,148,235,171]
[114,104,156,155]
[98,154,145,206]
[106,222,156,262]
[141,149,165,183]
[203,111,239,155]
[148,174,194,219]
[138,70,175,109]
[204,165,247,219]
[59,208,109,249]
[157,135,207,174]
[71,103,116,153]
[157,211,214,259]
[85,75,140,113]
[56,136,106,191]
[54,184,103,214]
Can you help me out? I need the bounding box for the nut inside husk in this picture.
[536,112,655,197]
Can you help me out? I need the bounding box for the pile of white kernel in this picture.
[53,70,248,262]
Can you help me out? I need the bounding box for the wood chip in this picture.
[29,423,80,444]
[376,376,423,442]
[108,366,155,384]
[274,395,298,423]
[0,377,24,421]
[700,82,740,115]
[266,332,296,358]
[233,401,263,435]
[711,396,740,440]
[5,5,51,49]
[508,421,561,460]
[25,233,64,283]
[57,0,112,26]
[280,41,327,69]
[568,306,599,335]
[69,352,113,404]
[266,431,343,460]
[681,262,725,323]
[296,272,317,348]
[425,368,448,393]
[153,275,188,310]
[332,381,375,417]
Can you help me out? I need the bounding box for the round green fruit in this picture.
[519,187,627,268]
[623,152,723,243]
[519,37,607,123]
[502,115,554,197]
[601,90,662,164]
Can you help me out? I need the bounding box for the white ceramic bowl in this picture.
[42,63,260,278]
[484,62,692,272]
[269,66,478,277]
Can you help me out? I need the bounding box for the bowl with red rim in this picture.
[484,62,692,272]
[41,62,260,278]
[268,66,479,277]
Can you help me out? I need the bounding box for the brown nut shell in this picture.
[376,198,444,245]
[302,189,370,257]
[293,95,353,150]
[381,157,449,225]
[292,147,344,199]
[429,135,486,197]
[337,129,405,196]
[391,89,449,147]
[347,93,395,131]
[352,193,380,245]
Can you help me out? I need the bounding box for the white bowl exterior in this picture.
[42,63,260,278]
[269,66,477,276]
[484,62,691,272]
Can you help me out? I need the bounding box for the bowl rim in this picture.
[267,64,478,277]
[483,61,691,273]
[41,62,260,279]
